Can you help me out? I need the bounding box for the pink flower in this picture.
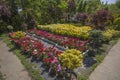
[48,52,52,57]
[51,57,58,64]
[57,64,62,72]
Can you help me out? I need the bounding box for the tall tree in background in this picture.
[116,0,120,9]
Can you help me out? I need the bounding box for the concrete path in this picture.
[89,40,120,80]
[0,40,32,80]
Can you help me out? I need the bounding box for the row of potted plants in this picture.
[28,28,88,52]
[37,24,119,41]
[37,24,92,39]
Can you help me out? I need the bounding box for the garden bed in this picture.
[1,24,119,80]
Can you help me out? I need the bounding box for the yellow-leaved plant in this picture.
[102,29,119,41]
[38,24,91,39]
[12,31,26,39]
[59,49,83,69]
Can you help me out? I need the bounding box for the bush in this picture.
[0,20,8,34]
[89,30,103,52]
[76,13,88,25]
[113,17,120,30]
[102,29,119,41]
[91,10,114,30]
[59,49,83,69]
[11,31,26,39]
[7,25,14,32]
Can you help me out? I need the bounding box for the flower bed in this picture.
[28,29,88,52]
[9,32,83,79]
[37,24,92,39]
[37,24,119,41]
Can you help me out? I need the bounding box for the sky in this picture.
[101,0,116,4]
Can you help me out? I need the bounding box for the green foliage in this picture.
[0,72,4,80]
[89,30,103,52]
[77,0,87,13]
[76,0,107,13]
[113,17,120,30]
[78,75,88,80]
[0,20,8,34]
[108,4,120,18]
[89,30,103,41]
[116,0,120,9]
[7,25,13,31]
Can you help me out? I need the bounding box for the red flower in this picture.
[49,58,53,63]
[44,58,49,63]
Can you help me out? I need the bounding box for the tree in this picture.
[116,0,120,9]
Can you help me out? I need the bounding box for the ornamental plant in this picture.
[113,17,120,30]
[37,24,91,39]
[89,30,103,52]
[59,49,83,79]
[59,49,83,69]
[102,29,119,41]
[29,29,88,52]
[11,31,26,39]
[76,13,88,25]
[91,10,114,30]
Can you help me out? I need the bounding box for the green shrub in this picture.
[113,17,120,30]
[89,30,103,52]
[7,25,14,32]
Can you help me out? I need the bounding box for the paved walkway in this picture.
[89,39,120,80]
[0,40,32,80]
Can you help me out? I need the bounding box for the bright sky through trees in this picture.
[101,0,116,4]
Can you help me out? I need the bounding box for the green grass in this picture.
[78,75,88,80]
[0,72,4,80]
[1,34,44,80]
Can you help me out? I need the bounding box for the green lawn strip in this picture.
[1,34,44,80]
[0,72,4,80]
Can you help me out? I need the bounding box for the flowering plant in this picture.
[29,29,88,52]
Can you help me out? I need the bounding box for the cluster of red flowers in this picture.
[10,34,63,72]
[28,29,89,52]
